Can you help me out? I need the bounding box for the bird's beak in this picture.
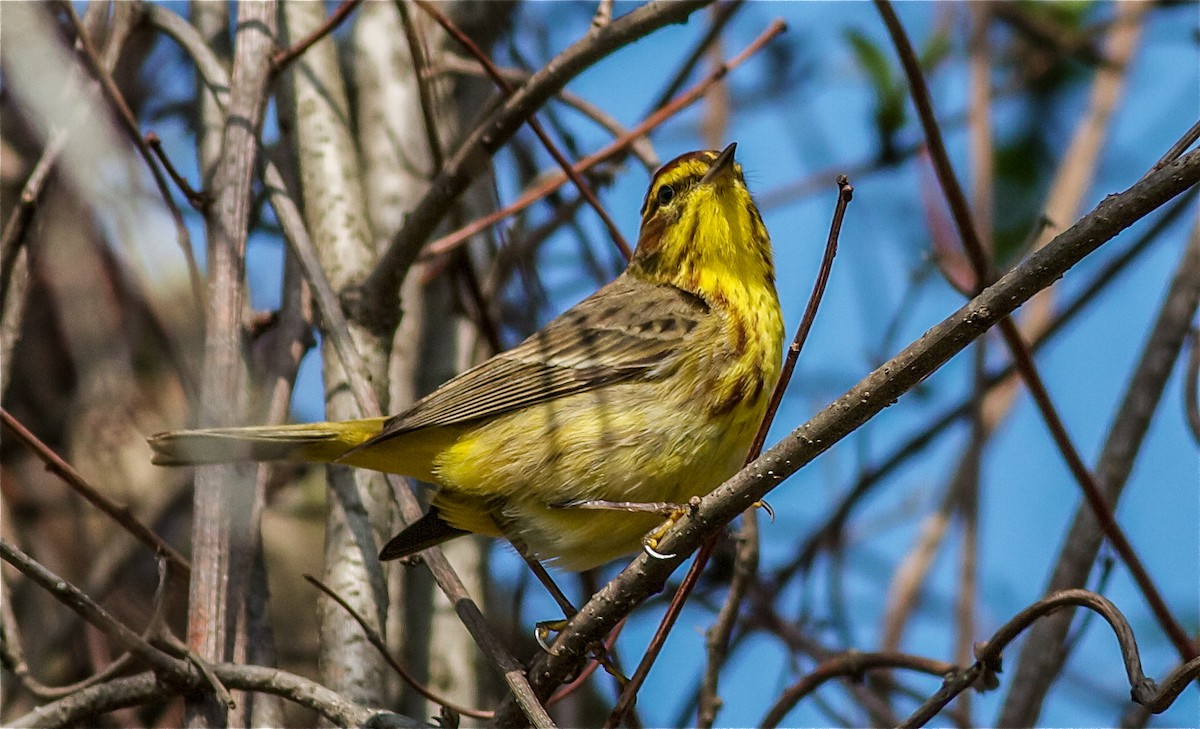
[700,142,738,185]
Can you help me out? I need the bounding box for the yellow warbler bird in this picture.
[149,143,783,571]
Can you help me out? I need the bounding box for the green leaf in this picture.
[844,29,895,104]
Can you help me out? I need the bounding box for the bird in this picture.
[149,142,784,572]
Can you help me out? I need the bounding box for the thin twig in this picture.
[269,0,363,72]
[645,0,744,115]
[696,510,759,728]
[898,590,1166,727]
[60,1,203,307]
[303,575,493,720]
[145,131,208,209]
[434,53,659,169]
[351,0,711,324]
[0,538,185,678]
[0,132,66,309]
[761,650,955,728]
[792,186,1196,575]
[1153,118,1200,171]
[413,0,632,260]
[421,19,787,262]
[0,408,190,577]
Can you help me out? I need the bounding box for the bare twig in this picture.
[304,575,493,720]
[1153,118,1200,171]
[0,539,183,678]
[761,650,955,728]
[998,221,1200,723]
[422,20,787,262]
[414,0,633,259]
[61,2,203,306]
[351,0,711,325]
[793,187,1196,574]
[435,53,659,169]
[7,665,422,729]
[0,408,190,577]
[646,0,744,114]
[696,511,759,728]
[899,590,1173,727]
[269,0,363,72]
[145,131,207,209]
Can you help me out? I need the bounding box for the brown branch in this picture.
[349,0,712,326]
[414,0,633,260]
[998,221,1200,723]
[0,132,65,309]
[646,0,744,114]
[145,131,208,210]
[0,539,184,679]
[761,650,955,728]
[438,53,660,169]
[492,147,1200,722]
[269,0,363,72]
[696,510,759,729]
[898,590,1172,728]
[0,408,190,577]
[7,664,422,729]
[1153,117,1200,172]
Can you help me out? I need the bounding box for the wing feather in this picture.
[371,275,708,442]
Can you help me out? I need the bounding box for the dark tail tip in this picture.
[379,508,469,561]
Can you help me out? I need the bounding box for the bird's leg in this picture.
[550,499,685,516]
[493,514,579,651]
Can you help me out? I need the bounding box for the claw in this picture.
[648,544,676,561]
[753,499,775,522]
[535,619,568,653]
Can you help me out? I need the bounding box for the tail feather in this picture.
[379,508,467,561]
[148,418,387,467]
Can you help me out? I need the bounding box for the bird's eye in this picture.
[656,185,675,206]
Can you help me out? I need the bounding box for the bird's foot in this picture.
[641,496,702,560]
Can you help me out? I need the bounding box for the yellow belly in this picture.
[430,377,769,571]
